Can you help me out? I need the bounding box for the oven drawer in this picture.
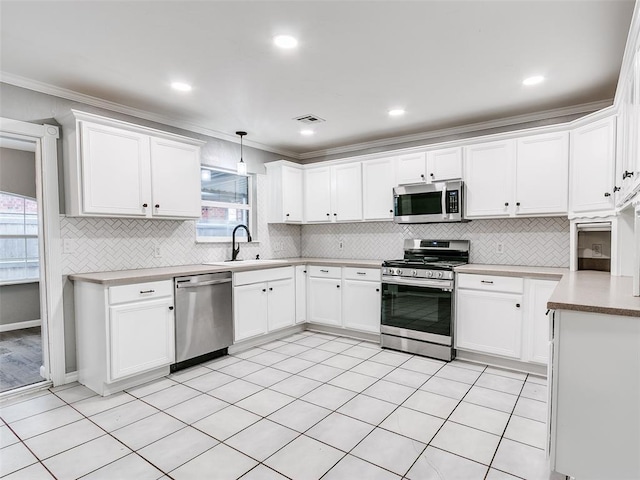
[343,267,381,281]
[457,273,524,294]
[308,265,341,279]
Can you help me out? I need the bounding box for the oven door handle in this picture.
[382,277,453,291]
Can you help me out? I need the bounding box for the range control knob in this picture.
[427,271,434,278]
[412,270,418,277]
[436,271,444,279]
[397,269,403,276]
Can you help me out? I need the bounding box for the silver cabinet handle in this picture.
[139,289,155,294]
[356,272,366,275]
[480,280,493,284]
[320,269,329,273]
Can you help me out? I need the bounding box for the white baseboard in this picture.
[0,319,41,333]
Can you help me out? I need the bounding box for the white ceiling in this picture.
[0,0,635,157]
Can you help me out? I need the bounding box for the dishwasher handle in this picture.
[176,278,232,288]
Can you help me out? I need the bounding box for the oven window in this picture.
[381,283,452,336]
[396,192,443,216]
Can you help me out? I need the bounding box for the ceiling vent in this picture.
[294,114,326,124]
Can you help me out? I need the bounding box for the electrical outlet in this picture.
[153,241,162,258]
[592,243,603,257]
[63,239,75,254]
[273,241,284,252]
[496,242,504,254]
[338,240,344,250]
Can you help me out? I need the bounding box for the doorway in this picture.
[0,145,45,392]
[0,119,64,396]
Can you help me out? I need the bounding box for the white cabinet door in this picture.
[516,132,569,216]
[525,279,557,365]
[456,289,523,359]
[304,167,332,222]
[234,283,268,341]
[396,153,427,184]
[332,162,363,222]
[267,277,295,332]
[570,117,616,213]
[150,137,201,218]
[80,121,150,217]
[464,140,515,217]
[109,297,174,381]
[362,157,396,220]
[342,279,381,333]
[295,265,307,324]
[282,166,304,222]
[308,277,342,326]
[426,147,463,182]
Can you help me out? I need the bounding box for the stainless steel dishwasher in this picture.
[172,272,233,372]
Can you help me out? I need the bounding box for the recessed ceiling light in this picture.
[274,35,298,49]
[300,129,314,136]
[388,109,406,117]
[171,82,192,92]
[523,75,545,86]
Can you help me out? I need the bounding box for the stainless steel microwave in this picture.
[394,180,465,223]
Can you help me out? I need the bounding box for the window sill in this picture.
[0,278,40,287]
[195,238,260,245]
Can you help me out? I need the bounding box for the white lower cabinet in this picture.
[456,289,524,359]
[75,279,175,396]
[456,273,558,366]
[295,265,307,324]
[307,265,381,333]
[233,267,295,342]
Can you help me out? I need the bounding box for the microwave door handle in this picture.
[441,187,447,219]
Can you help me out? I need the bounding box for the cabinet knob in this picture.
[389,209,393,213]
[376,288,380,292]
[155,204,160,208]
[336,285,340,288]
[326,213,330,216]
[614,186,621,192]
[142,203,148,208]
[504,202,509,207]
[286,213,290,217]
[516,202,520,207]
[420,174,425,179]
[516,303,521,308]
[604,192,611,197]
[430,173,434,177]
[169,306,174,311]
[262,288,267,292]
[303,270,307,273]
[623,170,635,180]
[269,287,273,291]
[333,213,337,216]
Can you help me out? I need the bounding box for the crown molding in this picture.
[0,72,300,159]
[298,99,612,160]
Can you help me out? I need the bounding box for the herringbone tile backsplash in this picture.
[301,217,569,267]
[60,175,301,275]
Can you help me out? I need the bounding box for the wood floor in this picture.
[0,326,45,393]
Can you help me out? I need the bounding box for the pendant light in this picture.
[236,131,247,175]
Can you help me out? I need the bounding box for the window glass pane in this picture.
[0,238,26,260]
[0,213,25,235]
[197,206,249,238]
[0,192,39,282]
[0,264,26,282]
[201,169,248,204]
[25,214,38,235]
[26,238,39,260]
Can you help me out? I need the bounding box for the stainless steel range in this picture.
[381,239,470,361]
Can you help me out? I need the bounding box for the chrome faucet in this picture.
[231,224,252,261]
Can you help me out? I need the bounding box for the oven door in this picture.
[381,277,453,346]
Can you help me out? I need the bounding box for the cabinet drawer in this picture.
[234,266,294,286]
[109,280,173,305]
[343,267,381,281]
[457,273,524,294]
[308,265,342,279]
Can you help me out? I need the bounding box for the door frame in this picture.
[0,117,65,388]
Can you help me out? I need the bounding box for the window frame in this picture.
[195,167,257,244]
[0,191,40,285]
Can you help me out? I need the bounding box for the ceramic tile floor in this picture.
[0,331,566,480]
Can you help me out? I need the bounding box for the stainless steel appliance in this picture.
[394,180,465,223]
[172,272,233,372]
[381,239,470,361]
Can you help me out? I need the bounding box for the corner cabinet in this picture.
[75,279,175,396]
[62,110,204,219]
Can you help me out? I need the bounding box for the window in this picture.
[196,168,253,242]
[0,192,39,282]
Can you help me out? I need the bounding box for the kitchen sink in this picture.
[204,259,284,267]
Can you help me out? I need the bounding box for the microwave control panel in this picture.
[446,190,460,214]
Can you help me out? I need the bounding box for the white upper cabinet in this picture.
[65,111,204,219]
[150,137,202,218]
[80,122,150,217]
[570,116,617,214]
[464,140,515,217]
[515,132,569,216]
[266,162,304,223]
[426,147,463,182]
[396,152,427,184]
[304,163,362,223]
[362,157,396,220]
[304,166,333,222]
